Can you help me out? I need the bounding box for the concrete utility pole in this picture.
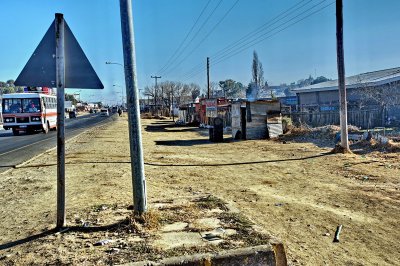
[336,0,350,152]
[151,75,161,113]
[207,57,210,99]
[119,0,147,214]
[55,13,66,228]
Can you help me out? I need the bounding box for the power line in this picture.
[157,0,212,74]
[162,0,241,77]
[180,0,315,80]
[180,0,331,81]
[181,0,330,80]
[181,1,335,82]
[159,0,223,76]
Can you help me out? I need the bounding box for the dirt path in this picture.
[0,117,399,265]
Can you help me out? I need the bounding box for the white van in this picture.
[100,108,109,117]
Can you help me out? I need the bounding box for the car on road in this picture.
[100,108,109,117]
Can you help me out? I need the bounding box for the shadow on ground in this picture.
[279,134,336,149]
[155,138,234,146]
[145,123,201,133]
[0,219,128,251]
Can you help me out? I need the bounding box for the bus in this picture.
[1,93,57,135]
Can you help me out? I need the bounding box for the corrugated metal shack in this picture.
[232,100,282,140]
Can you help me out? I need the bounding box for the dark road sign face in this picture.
[15,20,104,89]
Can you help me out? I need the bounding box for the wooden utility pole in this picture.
[151,75,161,114]
[120,0,147,214]
[207,57,210,99]
[171,87,175,122]
[336,0,350,152]
[55,13,66,228]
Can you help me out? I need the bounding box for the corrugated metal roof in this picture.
[293,67,400,93]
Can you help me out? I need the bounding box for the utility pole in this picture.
[336,0,350,152]
[207,57,210,99]
[171,86,174,122]
[55,13,66,228]
[151,75,161,114]
[119,0,147,214]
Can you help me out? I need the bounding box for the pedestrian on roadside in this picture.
[118,108,122,117]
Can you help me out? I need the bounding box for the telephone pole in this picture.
[336,0,350,152]
[120,0,147,214]
[207,57,210,99]
[151,75,161,113]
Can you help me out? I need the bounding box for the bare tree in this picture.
[352,78,400,127]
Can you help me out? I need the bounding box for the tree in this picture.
[188,83,201,101]
[65,94,78,105]
[0,80,24,94]
[219,79,244,98]
[312,76,330,85]
[351,77,400,127]
[252,50,264,87]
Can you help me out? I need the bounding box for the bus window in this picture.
[23,98,41,113]
[2,99,22,113]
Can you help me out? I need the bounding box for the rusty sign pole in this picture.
[55,13,66,228]
[119,0,147,214]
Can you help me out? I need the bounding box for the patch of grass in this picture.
[196,195,229,211]
[219,212,253,230]
[129,209,162,232]
[158,204,201,224]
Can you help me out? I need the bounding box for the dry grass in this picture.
[129,209,162,232]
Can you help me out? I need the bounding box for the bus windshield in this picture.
[2,98,41,113]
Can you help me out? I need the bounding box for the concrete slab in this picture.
[161,222,188,232]
[192,217,221,230]
[153,232,204,249]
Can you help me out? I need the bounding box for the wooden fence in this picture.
[289,109,383,129]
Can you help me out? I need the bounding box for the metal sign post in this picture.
[55,13,66,228]
[119,0,147,214]
[15,13,104,228]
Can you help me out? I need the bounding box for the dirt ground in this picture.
[0,116,399,265]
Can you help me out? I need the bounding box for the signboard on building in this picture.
[205,99,217,118]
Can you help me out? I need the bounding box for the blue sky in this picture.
[0,0,399,104]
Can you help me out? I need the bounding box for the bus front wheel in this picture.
[12,128,19,136]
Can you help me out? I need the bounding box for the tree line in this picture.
[0,80,24,94]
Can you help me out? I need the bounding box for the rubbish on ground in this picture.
[94,239,113,246]
[333,225,343,243]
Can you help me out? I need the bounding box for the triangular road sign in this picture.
[15,19,104,89]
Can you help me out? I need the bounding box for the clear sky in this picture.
[0,0,399,104]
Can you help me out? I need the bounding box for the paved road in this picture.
[0,114,115,173]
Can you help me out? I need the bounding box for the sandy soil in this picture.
[0,116,399,265]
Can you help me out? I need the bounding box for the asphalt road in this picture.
[0,113,115,173]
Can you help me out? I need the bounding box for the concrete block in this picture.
[124,244,287,266]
